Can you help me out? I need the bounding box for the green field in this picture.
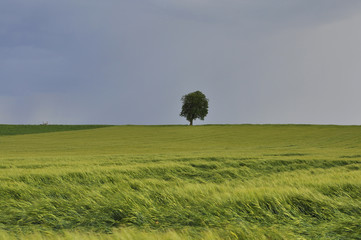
[0,124,360,239]
[0,124,111,136]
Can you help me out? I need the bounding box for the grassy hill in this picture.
[0,125,360,239]
[0,124,111,136]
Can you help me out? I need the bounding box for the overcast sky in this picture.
[1,0,361,125]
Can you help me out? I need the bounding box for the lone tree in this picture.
[180,91,209,125]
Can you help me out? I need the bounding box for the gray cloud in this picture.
[1,1,361,124]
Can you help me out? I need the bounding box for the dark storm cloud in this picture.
[1,0,361,124]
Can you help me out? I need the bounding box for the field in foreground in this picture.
[0,124,360,239]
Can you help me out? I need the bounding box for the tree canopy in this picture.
[180,91,209,125]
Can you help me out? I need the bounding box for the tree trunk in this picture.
[189,119,193,126]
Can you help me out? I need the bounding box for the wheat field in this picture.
[0,125,360,239]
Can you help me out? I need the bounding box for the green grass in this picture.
[0,124,111,136]
[0,124,360,239]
